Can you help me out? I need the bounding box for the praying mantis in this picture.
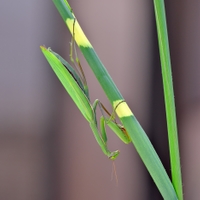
[40,22,131,160]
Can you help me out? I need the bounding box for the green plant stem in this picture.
[153,0,183,199]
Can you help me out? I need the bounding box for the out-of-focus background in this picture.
[0,0,200,199]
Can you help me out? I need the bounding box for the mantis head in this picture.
[109,150,120,160]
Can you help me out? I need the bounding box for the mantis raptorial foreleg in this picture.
[91,99,131,160]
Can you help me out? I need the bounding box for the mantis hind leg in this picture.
[69,18,89,98]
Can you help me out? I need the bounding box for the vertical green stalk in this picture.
[153,1,183,199]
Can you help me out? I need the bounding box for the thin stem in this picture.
[153,0,183,199]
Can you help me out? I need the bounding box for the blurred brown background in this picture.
[0,0,199,199]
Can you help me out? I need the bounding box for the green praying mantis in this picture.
[40,20,131,160]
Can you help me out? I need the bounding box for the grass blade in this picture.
[153,0,183,199]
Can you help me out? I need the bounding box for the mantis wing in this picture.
[40,46,93,122]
